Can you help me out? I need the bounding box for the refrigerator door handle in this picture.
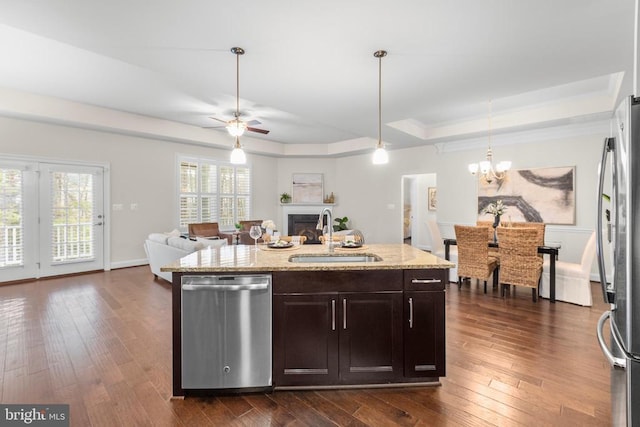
[596,310,626,369]
[596,137,614,304]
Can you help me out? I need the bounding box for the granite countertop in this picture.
[161,243,454,272]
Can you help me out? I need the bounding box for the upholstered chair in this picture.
[454,225,499,293]
[540,231,596,306]
[496,227,543,302]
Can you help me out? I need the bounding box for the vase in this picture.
[492,214,501,243]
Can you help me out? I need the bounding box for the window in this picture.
[178,157,251,230]
[0,167,23,268]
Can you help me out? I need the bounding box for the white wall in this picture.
[0,114,609,278]
[0,116,278,267]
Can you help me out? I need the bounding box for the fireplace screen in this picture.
[288,214,322,244]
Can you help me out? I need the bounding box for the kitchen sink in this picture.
[288,254,382,263]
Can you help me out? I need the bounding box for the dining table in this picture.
[443,238,561,303]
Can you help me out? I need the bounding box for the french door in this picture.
[0,160,105,282]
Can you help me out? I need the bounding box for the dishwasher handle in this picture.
[182,283,269,292]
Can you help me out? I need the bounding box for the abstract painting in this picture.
[292,173,323,204]
[477,166,575,225]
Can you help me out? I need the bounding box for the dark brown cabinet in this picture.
[273,294,339,386]
[403,269,446,378]
[339,292,403,383]
[272,269,446,387]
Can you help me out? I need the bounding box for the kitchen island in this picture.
[162,243,454,396]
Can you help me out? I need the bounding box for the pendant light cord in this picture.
[374,50,387,148]
[236,51,240,118]
[378,53,382,146]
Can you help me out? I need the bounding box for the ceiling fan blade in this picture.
[208,116,229,124]
[246,119,261,126]
[247,127,270,135]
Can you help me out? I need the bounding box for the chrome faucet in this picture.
[316,207,334,252]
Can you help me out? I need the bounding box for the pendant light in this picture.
[468,101,511,183]
[372,50,389,165]
[230,136,247,164]
[229,47,246,164]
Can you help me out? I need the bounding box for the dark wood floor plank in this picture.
[266,391,337,427]
[0,268,612,426]
[296,390,369,427]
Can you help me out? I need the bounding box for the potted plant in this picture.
[333,216,349,232]
[280,192,292,204]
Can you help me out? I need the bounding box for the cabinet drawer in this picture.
[403,269,446,291]
[273,270,402,294]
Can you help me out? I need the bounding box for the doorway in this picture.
[401,173,436,250]
[0,158,107,282]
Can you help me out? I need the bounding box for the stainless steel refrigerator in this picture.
[597,94,640,426]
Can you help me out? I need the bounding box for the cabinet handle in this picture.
[331,299,336,331]
[411,278,441,284]
[343,298,347,329]
[409,297,414,329]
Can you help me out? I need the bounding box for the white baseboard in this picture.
[110,258,148,270]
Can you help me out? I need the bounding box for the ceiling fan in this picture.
[205,47,270,136]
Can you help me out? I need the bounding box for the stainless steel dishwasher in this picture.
[181,274,272,390]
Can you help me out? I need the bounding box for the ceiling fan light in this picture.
[372,145,389,164]
[230,137,246,164]
[226,121,246,137]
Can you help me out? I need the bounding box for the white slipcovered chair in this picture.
[427,220,458,282]
[540,231,596,306]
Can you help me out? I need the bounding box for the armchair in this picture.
[188,222,232,244]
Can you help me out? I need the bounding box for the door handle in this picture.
[331,299,336,331]
[596,311,626,368]
[343,298,347,330]
[408,297,414,329]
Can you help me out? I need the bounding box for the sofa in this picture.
[144,231,227,282]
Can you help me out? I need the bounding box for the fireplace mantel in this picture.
[281,204,335,235]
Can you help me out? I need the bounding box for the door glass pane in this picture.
[0,168,23,268]
[50,171,95,263]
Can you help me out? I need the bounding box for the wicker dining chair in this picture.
[510,222,545,247]
[496,227,544,302]
[476,220,496,242]
[262,235,307,244]
[454,225,499,293]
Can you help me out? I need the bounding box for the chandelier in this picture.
[372,50,389,165]
[468,101,511,183]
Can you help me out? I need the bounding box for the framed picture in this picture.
[428,187,437,211]
[292,173,323,204]
[477,166,575,224]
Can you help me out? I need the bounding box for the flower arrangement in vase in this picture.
[484,200,507,241]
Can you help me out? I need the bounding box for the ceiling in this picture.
[0,1,635,157]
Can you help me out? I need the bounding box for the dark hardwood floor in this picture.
[0,267,612,426]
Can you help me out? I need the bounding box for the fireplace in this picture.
[288,214,322,244]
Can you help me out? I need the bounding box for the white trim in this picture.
[434,118,611,154]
